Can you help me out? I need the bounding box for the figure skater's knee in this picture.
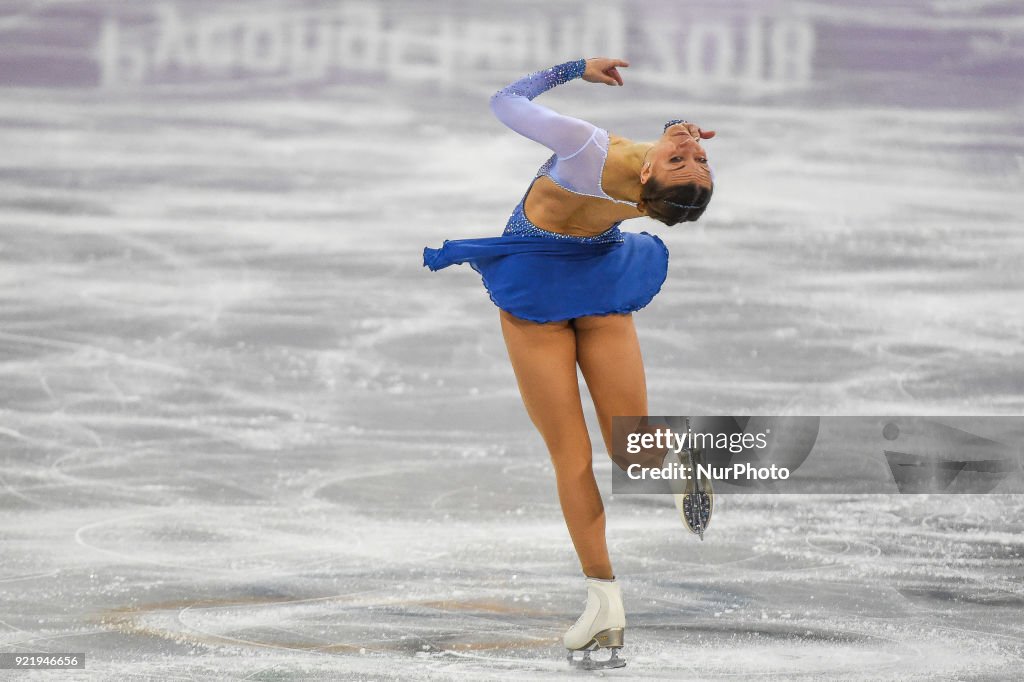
[536,420,591,457]
[546,441,595,480]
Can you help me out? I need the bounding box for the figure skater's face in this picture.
[640,123,713,191]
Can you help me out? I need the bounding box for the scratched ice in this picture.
[0,1,1022,680]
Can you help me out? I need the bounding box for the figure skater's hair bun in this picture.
[641,179,713,226]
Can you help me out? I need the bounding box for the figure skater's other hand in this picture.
[669,120,716,141]
[583,57,629,86]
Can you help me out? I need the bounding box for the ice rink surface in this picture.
[1,0,1023,679]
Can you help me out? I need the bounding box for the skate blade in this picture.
[683,491,713,536]
[566,628,625,669]
[567,647,626,670]
[679,449,714,538]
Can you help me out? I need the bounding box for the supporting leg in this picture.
[499,310,613,580]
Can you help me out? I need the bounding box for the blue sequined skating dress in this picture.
[422,59,669,324]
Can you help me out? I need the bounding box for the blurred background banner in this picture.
[2,0,1022,107]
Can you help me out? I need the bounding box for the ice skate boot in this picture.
[564,577,626,670]
[673,445,714,540]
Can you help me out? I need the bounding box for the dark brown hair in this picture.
[639,178,713,226]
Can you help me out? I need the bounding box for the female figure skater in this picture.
[423,57,714,669]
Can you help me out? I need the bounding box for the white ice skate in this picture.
[564,577,626,670]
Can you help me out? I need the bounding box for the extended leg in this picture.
[498,309,612,580]
[576,314,713,537]
[573,313,649,463]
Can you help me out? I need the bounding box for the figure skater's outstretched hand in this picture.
[583,57,629,86]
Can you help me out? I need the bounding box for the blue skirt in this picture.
[422,231,669,323]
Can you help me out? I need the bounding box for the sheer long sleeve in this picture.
[489,59,598,159]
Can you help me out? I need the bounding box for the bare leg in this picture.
[573,314,649,463]
[499,309,613,580]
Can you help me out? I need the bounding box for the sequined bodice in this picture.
[502,202,624,244]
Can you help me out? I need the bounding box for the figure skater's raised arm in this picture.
[489,57,630,159]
